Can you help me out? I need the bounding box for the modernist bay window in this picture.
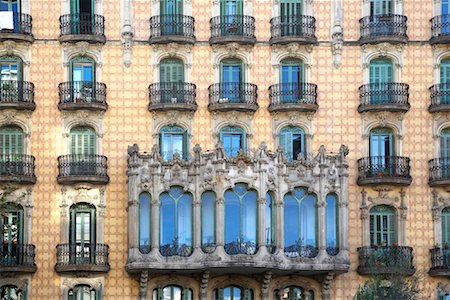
[152,285,193,300]
[1,285,26,300]
[159,125,188,160]
[213,286,253,300]
[279,126,305,161]
[430,58,450,112]
[274,286,315,300]
[68,285,101,300]
[219,126,246,158]
[0,0,33,42]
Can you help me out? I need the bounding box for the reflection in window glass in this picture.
[139,192,151,253]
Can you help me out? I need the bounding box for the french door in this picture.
[280,0,302,36]
[70,126,96,175]
[369,128,394,176]
[70,0,94,34]
[280,61,303,103]
[159,59,184,103]
[220,0,243,35]
[71,60,94,102]
[70,205,95,264]
[1,205,23,265]
[370,59,393,104]
[221,61,242,102]
[160,0,183,34]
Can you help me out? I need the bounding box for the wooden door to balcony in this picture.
[159,58,184,103]
[0,56,22,103]
[70,204,96,265]
[71,57,95,103]
[0,126,24,175]
[280,59,303,103]
[220,0,243,35]
[369,128,394,176]
[70,126,96,175]
[369,58,393,104]
[1,204,23,265]
[70,0,94,34]
[221,59,242,102]
[280,0,302,36]
[370,0,392,16]
[160,0,183,34]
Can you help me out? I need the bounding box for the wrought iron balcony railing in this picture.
[148,82,197,111]
[208,82,258,112]
[59,13,106,43]
[430,247,450,276]
[0,80,35,110]
[430,15,450,44]
[357,156,412,186]
[58,81,107,111]
[358,82,410,112]
[224,239,258,255]
[284,244,319,259]
[268,82,318,112]
[428,157,450,186]
[55,243,110,273]
[57,154,109,185]
[149,14,195,44]
[0,154,36,184]
[160,241,193,257]
[0,243,36,274]
[269,15,316,45]
[429,83,450,112]
[357,246,415,275]
[359,14,408,44]
[0,12,33,42]
[210,15,256,45]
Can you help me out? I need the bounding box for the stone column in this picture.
[138,271,149,300]
[151,199,160,250]
[193,198,201,250]
[128,170,139,249]
[317,164,327,257]
[216,196,224,247]
[199,271,209,300]
[258,197,266,250]
[60,187,69,244]
[339,170,349,252]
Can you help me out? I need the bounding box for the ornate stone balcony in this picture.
[357,156,412,186]
[0,80,35,110]
[148,82,197,112]
[0,244,37,275]
[428,158,450,187]
[55,243,110,274]
[149,15,195,44]
[57,154,109,185]
[429,83,450,113]
[358,83,410,113]
[357,246,415,276]
[209,15,256,45]
[0,154,36,184]
[0,13,34,43]
[359,15,408,45]
[59,13,106,44]
[208,82,258,112]
[269,15,316,45]
[429,247,450,276]
[58,81,107,111]
[268,82,318,113]
[430,15,450,45]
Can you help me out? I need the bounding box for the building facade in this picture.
[0,0,450,299]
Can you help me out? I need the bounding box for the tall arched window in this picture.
[266,192,275,251]
[280,126,305,161]
[369,58,393,104]
[214,286,253,300]
[326,194,339,256]
[219,126,246,157]
[283,187,317,258]
[139,192,151,254]
[1,203,23,265]
[369,127,394,176]
[70,57,95,102]
[159,125,188,160]
[69,203,96,264]
[280,58,304,102]
[152,285,193,300]
[160,186,193,257]
[1,285,25,300]
[159,58,185,103]
[274,286,315,300]
[224,183,257,255]
[220,58,244,102]
[201,191,216,253]
[442,207,450,248]
[370,205,397,246]
[441,128,450,179]
[441,58,450,104]
[68,285,99,300]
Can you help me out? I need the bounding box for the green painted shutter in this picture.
[182,288,191,300]
[244,288,252,300]
[280,0,302,17]
[71,0,80,14]
[221,0,243,16]
[441,59,450,85]
[0,126,24,156]
[370,59,393,84]
[218,288,224,300]
[370,206,397,246]
[182,130,188,160]
[70,127,96,156]
[160,59,184,83]
[371,0,392,15]
[443,208,450,244]
[158,287,164,300]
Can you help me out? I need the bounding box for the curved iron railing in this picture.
[148,82,196,106]
[359,82,409,106]
[224,239,258,255]
[57,154,108,178]
[357,156,411,181]
[0,80,34,104]
[357,246,414,273]
[60,13,105,37]
[431,15,450,40]
[269,82,317,106]
[359,15,407,41]
[208,82,257,106]
[149,14,195,39]
[0,12,32,35]
[210,15,255,39]
[270,15,316,40]
[160,241,193,257]
[429,158,450,182]
[430,247,450,270]
[0,154,35,178]
[0,243,36,268]
[430,83,450,108]
[55,243,109,267]
[284,244,318,258]
[58,81,107,106]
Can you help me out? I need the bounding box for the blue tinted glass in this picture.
[178,194,192,245]
[202,192,215,245]
[242,190,257,243]
[225,190,240,243]
[161,194,175,245]
[139,193,151,253]
[300,195,316,246]
[326,194,338,249]
[284,195,299,247]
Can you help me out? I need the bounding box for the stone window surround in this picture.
[0,111,32,155]
[0,42,31,82]
[62,42,104,83]
[361,43,404,84]
[152,44,193,83]
[432,115,450,158]
[272,0,313,17]
[361,0,403,17]
[151,115,193,148]
[2,187,34,245]
[151,0,193,16]
[271,44,313,84]
[432,45,450,84]
[61,0,103,15]
[431,189,450,247]
[212,44,253,83]
[212,116,253,148]
[61,277,104,300]
[0,278,29,299]
[212,0,252,16]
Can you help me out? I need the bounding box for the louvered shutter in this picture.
[96,285,103,300]
[218,288,224,300]
[443,210,450,244]
[388,211,397,245]
[158,287,164,300]
[244,288,252,300]
[182,288,191,300]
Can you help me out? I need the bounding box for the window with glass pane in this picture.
[139,192,151,254]
[325,194,338,256]
[279,126,305,161]
[68,285,98,300]
[439,291,450,300]
[219,126,245,157]
[274,286,315,300]
[220,0,243,35]
[160,126,188,160]
[370,0,392,16]
[70,0,95,34]
[369,205,397,246]
[441,59,450,104]
[283,187,317,257]
[443,0,450,35]
[224,183,257,255]
[70,203,96,264]
[69,126,96,175]
[220,59,243,102]
[160,186,192,256]
[70,57,95,102]
[160,0,183,34]
[201,191,216,252]
[369,58,393,104]
[1,203,23,265]
[213,286,253,300]
[280,59,304,103]
[1,285,25,300]
[265,192,275,249]
[442,207,450,246]
[369,127,394,176]
[0,0,20,32]
[441,128,450,179]
[0,125,23,156]
[159,58,185,103]
[0,56,22,102]
[152,285,193,300]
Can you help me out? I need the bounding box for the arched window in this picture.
[440,58,450,104]
[1,203,23,264]
[442,207,450,248]
[370,205,397,246]
[370,0,392,16]
[283,187,317,258]
[69,203,96,264]
[326,194,339,256]
[70,57,95,102]
[139,192,151,254]
[213,286,253,300]
[159,125,188,160]
[1,285,25,300]
[224,183,257,255]
[0,125,24,156]
[219,126,246,157]
[220,58,244,102]
[369,58,393,104]
[160,186,193,256]
[68,285,99,300]
[266,192,275,251]
[280,126,305,161]
[201,191,216,253]
[369,127,394,176]
[274,286,315,300]
[152,285,193,300]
